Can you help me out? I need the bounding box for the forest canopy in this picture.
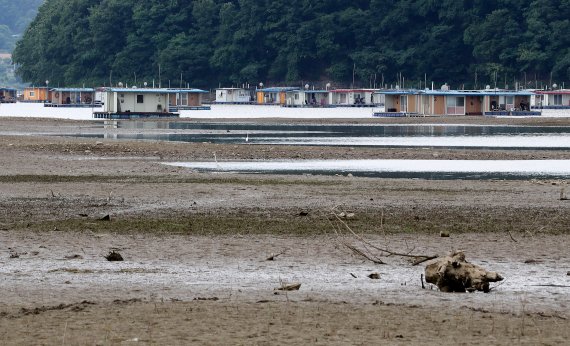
[12,0,570,89]
[0,0,43,51]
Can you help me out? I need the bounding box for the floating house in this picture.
[373,87,539,117]
[0,87,17,103]
[256,87,299,105]
[373,89,422,116]
[533,89,570,109]
[168,88,210,111]
[93,87,179,119]
[215,88,252,103]
[421,89,538,116]
[284,89,330,107]
[329,89,377,107]
[45,88,95,107]
[22,87,50,103]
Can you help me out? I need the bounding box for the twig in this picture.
[62,321,67,346]
[412,255,439,266]
[266,251,285,261]
[561,188,568,201]
[507,230,519,243]
[330,208,438,263]
[326,211,386,264]
[488,279,507,292]
[344,243,385,264]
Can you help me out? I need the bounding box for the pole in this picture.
[351,63,356,89]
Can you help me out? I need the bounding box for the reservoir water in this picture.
[55,121,570,179]
[89,122,570,150]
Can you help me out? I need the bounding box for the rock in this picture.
[99,215,111,221]
[368,273,380,280]
[440,231,450,238]
[64,254,84,260]
[425,251,503,293]
[277,283,301,291]
[337,212,355,219]
[524,259,541,264]
[567,271,570,276]
[299,210,309,217]
[347,173,354,178]
[104,251,123,262]
[193,297,219,301]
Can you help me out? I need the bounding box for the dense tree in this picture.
[0,0,43,52]
[11,0,570,88]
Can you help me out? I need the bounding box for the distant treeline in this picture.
[12,0,570,89]
[0,0,43,51]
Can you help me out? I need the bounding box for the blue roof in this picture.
[286,89,329,94]
[258,87,300,92]
[374,89,421,95]
[101,87,181,94]
[0,87,17,91]
[167,88,208,93]
[100,87,207,94]
[424,90,534,96]
[51,88,94,92]
[374,89,534,96]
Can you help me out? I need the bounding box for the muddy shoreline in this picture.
[1,117,569,344]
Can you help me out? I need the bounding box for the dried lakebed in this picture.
[1,117,569,344]
[2,232,569,316]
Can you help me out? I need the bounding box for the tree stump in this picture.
[425,251,503,293]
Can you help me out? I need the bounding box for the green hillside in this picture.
[0,0,43,51]
[0,0,44,86]
[12,0,570,89]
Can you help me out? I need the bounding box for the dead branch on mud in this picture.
[561,188,568,201]
[507,230,519,242]
[328,207,438,265]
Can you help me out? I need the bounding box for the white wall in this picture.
[104,92,169,113]
[216,89,250,103]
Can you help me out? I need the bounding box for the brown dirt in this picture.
[0,117,569,345]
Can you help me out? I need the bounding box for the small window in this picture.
[30,91,35,97]
[137,94,144,103]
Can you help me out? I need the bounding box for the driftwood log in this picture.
[425,251,503,293]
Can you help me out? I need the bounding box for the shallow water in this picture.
[69,121,570,150]
[165,159,570,180]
